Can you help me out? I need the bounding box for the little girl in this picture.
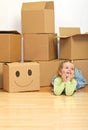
[54,60,77,96]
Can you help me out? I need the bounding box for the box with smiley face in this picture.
[3,62,40,92]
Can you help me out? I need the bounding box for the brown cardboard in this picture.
[3,62,40,92]
[21,1,55,33]
[59,27,88,60]
[39,59,88,86]
[0,63,4,89]
[0,31,21,62]
[38,59,63,86]
[59,27,80,37]
[73,60,88,83]
[24,33,57,61]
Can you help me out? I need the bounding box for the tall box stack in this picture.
[0,31,21,90]
[59,27,88,82]
[21,1,59,87]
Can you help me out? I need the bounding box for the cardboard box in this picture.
[3,62,40,92]
[39,59,88,87]
[59,27,88,60]
[0,31,21,62]
[24,33,57,61]
[73,60,88,82]
[38,59,63,86]
[21,1,55,33]
[0,63,4,89]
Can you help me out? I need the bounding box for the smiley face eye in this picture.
[28,69,32,76]
[15,71,20,77]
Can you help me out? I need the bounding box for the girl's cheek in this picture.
[62,70,66,74]
[71,71,74,74]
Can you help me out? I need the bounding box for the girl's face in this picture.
[59,62,75,77]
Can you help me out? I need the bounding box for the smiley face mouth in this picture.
[14,80,33,87]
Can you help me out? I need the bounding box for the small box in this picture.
[24,33,57,61]
[21,1,55,33]
[59,27,88,60]
[3,62,40,92]
[0,31,21,62]
[38,59,62,86]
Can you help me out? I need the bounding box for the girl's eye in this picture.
[65,67,68,69]
[71,68,74,70]
[15,71,20,77]
[28,69,32,76]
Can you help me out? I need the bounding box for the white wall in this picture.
[0,0,88,34]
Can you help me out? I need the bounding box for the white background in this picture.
[0,0,88,34]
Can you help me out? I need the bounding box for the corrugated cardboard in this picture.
[59,27,88,60]
[24,33,57,61]
[3,62,40,92]
[38,59,63,86]
[21,1,55,33]
[0,31,21,62]
[0,63,4,89]
[73,60,88,83]
[59,27,80,37]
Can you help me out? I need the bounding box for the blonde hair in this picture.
[58,60,74,76]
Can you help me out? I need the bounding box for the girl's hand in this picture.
[70,72,75,79]
[62,73,71,82]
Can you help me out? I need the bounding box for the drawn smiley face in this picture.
[3,62,40,92]
[14,69,33,87]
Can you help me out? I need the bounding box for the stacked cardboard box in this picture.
[0,31,21,62]
[3,62,40,92]
[22,1,55,34]
[0,31,21,90]
[0,63,4,89]
[21,1,60,87]
[22,1,57,61]
[1,2,88,91]
[59,27,88,82]
[23,33,57,61]
[0,30,40,93]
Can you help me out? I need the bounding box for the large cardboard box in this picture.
[38,59,63,86]
[0,31,21,62]
[21,1,55,33]
[0,63,4,89]
[59,27,88,60]
[73,60,88,82]
[3,62,40,92]
[24,33,57,61]
[39,59,88,87]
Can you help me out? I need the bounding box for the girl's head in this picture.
[58,60,75,78]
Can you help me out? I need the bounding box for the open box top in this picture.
[22,1,54,11]
[59,27,81,38]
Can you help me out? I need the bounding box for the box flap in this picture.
[45,1,54,9]
[4,62,39,67]
[4,62,17,67]
[0,30,20,34]
[22,1,54,10]
[59,27,80,38]
[72,33,88,38]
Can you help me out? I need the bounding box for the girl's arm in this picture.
[54,77,65,95]
[54,77,77,96]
